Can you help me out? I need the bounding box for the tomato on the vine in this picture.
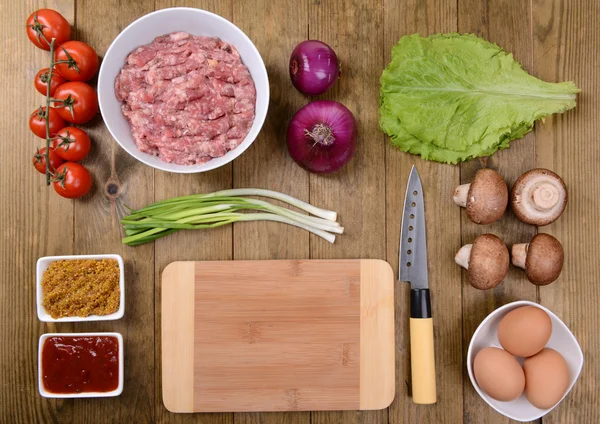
[54,41,99,82]
[34,68,66,96]
[32,147,64,174]
[26,9,71,51]
[53,82,98,124]
[29,107,65,138]
[52,127,91,161]
[52,162,92,199]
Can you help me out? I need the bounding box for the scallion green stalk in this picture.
[144,189,337,221]
[120,189,342,246]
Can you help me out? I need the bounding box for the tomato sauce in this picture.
[41,336,119,394]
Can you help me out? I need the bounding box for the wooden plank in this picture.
[150,1,235,423]
[0,1,75,423]
[532,1,599,423]
[383,1,461,424]
[231,0,310,260]
[457,1,539,423]
[360,260,395,411]
[162,262,196,413]
[192,260,361,413]
[159,260,393,412]
[71,1,155,423]
[309,1,387,423]
[232,0,309,423]
[3,1,599,423]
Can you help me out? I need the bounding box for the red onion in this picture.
[287,100,357,174]
[289,40,340,95]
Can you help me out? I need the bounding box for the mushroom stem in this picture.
[453,183,470,208]
[511,243,529,269]
[531,182,560,211]
[455,244,472,269]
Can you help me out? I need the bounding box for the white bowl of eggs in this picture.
[467,300,583,422]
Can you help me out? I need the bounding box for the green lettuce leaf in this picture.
[379,33,580,164]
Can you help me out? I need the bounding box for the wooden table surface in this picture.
[1,0,598,423]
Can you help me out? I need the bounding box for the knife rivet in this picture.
[407,250,412,255]
[410,214,414,219]
[411,202,416,207]
[409,226,413,231]
[407,262,412,267]
[408,238,412,242]
[413,190,418,195]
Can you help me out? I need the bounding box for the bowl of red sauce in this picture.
[38,333,124,398]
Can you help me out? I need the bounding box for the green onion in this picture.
[120,189,341,246]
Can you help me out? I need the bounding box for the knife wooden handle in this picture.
[409,288,436,404]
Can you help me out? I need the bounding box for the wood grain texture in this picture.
[232,0,310,261]
[383,1,463,424]
[408,318,436,405]
[359,260,395,410]
[1,1,75,422]
[532,1,600,423]
[309,1,387,423]
[232,0,310,423]
[457,1,539,423]
[152,0,235,423]
[71,1,156,423]
[162,262,195,413]
[2,0,599,422]
[160,260,394,412]
[193,259,360,413]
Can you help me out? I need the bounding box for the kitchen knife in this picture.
[400,165,437,404]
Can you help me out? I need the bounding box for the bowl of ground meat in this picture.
[98,7,269,173]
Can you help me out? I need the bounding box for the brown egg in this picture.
[498,306,552,357]
[523,348,570,409]
[473,347,525,402]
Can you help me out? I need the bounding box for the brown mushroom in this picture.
[455,234,510,290]
[453,169,508,224]
[512,234,564,285]
[511,169,567,226]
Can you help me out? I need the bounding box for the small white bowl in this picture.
[97,7,270,173]
[39,332,124,398]
[36,254,125,322]
[467,300,584,422]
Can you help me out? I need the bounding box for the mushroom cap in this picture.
[468,234,510,290]
[525,234,564,285]
[511,169,567,226]
[466,169,508,224]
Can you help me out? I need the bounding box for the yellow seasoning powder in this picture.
[41,259,120,319]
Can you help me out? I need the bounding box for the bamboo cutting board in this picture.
[161,259,395,413]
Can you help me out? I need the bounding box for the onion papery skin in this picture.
[287,100,357,174]
[289,40,340,95]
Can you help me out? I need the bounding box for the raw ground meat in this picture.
[115,32,256,165]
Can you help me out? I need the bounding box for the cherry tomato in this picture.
[29,107,65,138]
[32,147,64,174]
[26,9,71,51]
[54,41,99,82]
[52,127,91,162]
[53,82,98,124]
[34,68,66,96]
[53,162,92,199]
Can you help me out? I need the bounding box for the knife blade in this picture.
[400,166,428,288]
[400,165,437,404]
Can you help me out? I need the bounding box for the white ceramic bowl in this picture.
[97,7,269,173]
[467,300,583,422]
[36,254,125,322]
[38,332,124,398]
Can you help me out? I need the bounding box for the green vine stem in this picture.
[44,38,56,186]
[28,13,61,186]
